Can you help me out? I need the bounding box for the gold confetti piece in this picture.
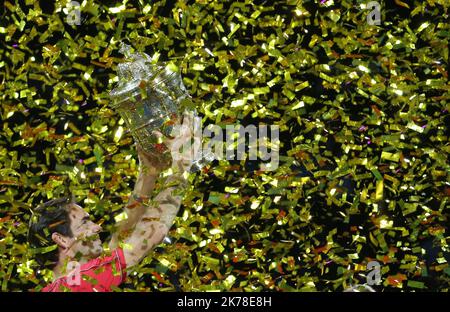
[375,180,384,201]
[406,121,424,133]
[381,151,400,162]
[394,0,410,9]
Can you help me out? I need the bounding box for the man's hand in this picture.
[136,144,169,175]
[153,110,201,174]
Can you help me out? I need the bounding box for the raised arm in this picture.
[108,146,166,250]
[121,172,188,267]
[119,112,199,267]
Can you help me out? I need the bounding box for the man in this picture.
[28,112,199,292]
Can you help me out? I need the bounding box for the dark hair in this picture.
[28,197,74,270]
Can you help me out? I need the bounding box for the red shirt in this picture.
[42,248,127,292]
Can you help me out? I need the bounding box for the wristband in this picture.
[126,193,150,209]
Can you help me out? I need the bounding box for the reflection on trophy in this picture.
[109,43,213,171]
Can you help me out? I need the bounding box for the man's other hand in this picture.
[153,110,201,174]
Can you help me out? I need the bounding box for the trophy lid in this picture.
[109,43,193,111]
[109,43,164,106]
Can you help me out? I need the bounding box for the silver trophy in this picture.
[109,43,214,171]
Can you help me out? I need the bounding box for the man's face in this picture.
[66,204,103,260]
